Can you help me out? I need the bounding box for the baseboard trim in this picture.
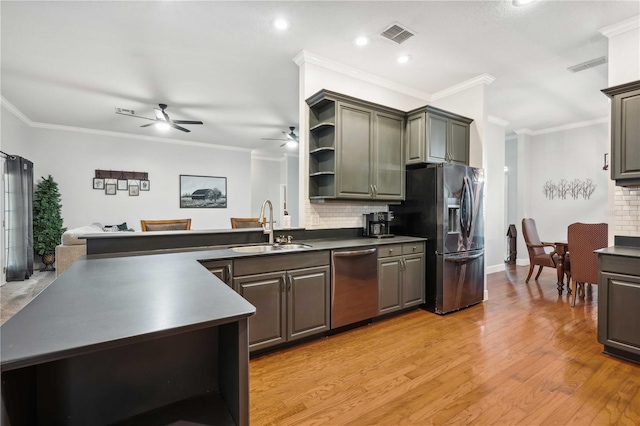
[486,264,506,274]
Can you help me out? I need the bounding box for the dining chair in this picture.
[567,222,608,306]
[230,217,264,229]
[521,218,562,283]
[140,219,191,231]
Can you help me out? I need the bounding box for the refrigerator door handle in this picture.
[444,251,484,262]
[460,176,474,238]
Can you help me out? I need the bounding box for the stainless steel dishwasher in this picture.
[331,247,378,329]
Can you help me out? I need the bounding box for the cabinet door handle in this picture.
[280,275,286,292]
[402,259,407,270]
[287,274,292,291]
[225,265,232,285]
[373,184,378,196]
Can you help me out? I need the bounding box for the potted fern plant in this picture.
[33,175,66,271]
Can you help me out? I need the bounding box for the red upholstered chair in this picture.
[567,222,608,306]
[521,218,562,283]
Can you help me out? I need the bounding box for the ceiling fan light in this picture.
[286,140,298,148]
[273,18,289,31]
[512,0,536,6]
[156,122,170,131]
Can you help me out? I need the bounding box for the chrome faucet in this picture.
[258,199,274,244]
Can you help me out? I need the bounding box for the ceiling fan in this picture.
[261,126,299,147]
[115,103,203,133]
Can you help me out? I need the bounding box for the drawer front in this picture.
[600,255,640,276]
[234,251,330,276]
[378,244,403,258]
[403,242,424,255]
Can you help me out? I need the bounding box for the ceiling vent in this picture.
[567,56,607,73]
[380,23,415,44]
[115,107,135,115]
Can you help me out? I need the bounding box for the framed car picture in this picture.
[179,175,227,208]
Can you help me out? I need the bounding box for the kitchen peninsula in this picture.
[0,249,256,425]
[1,228,426,425]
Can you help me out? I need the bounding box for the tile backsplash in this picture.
[614,186,640,236]
[304,201,390,230]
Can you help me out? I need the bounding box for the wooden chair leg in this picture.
[571,279,578,307]
[526,263,535,283]
[534,265,544,280]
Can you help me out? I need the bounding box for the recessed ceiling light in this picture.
[355,36,370,46]
[156,122,170,131]
[512,0,536,6]
[397,55,411,64]
[273,18,289,30]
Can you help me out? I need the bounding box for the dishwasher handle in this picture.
[333,247,377,257]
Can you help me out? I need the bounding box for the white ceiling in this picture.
[2,1,638,154]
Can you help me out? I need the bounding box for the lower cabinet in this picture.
[378,243,425,315]
[598,254,640,362]
[234,265,330,352]
[199,259,232,287]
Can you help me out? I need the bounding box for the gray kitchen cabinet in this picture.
[306,89,405,201]
[199,259,232,287]
[598,253,640,363]
[377,243,425,315]
[233,252,331,352]
[406,106,472,166]
[602,80,640,186]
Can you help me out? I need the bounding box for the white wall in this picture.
[505,136,518,227]
[483,121,506,273]
[251,156,283,222]
[2,106,253,230]
[527,123,609,242]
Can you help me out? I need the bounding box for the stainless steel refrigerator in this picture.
[391,163,484,314]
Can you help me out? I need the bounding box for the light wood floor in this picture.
[249,265,640,425]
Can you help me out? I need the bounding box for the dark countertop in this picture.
[596,246,640,259]
[0,254,256,372]
[1,236,424,372]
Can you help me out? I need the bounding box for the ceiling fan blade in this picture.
[171,123,190,133]
[173,120,203,125]
[140,122,156,128]
[116,112,155,121]
[261,138,287,141]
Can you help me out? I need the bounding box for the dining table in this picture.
[554,241,570,294]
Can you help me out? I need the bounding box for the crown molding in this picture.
[599,15,640,38]
[292,50,431,101]
[514,128,533,136]
[1,99,252,153]
[431,74,496,101]
[1,96,33,125]
[531,117,608,135]
[486,115,509,127]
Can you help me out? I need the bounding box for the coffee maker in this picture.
[363,212,394,238]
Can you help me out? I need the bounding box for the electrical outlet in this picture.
[311,215,319,226]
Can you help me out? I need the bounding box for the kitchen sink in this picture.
[230,243,311,253]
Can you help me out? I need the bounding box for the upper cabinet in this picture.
[406,106,473,166]
[306,90,405,202]
[602,80,640,187]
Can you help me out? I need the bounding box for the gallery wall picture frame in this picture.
[179,175,227,208]
[93,178,105,190]
[105,183,117,195]
[117,179,129,191]
[140,180,150,191]
[129,185,140,196]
